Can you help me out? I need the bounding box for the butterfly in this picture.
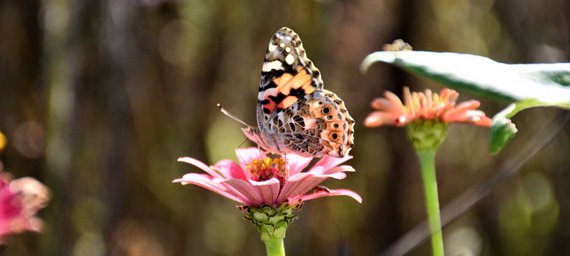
[220,27,354,158]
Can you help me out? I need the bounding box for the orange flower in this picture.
[364,87,492,128]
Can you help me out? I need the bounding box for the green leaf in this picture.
[361,51,570,105]
[361,51,570,153]
[489,99,552,154]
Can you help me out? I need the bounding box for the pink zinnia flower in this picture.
[364,87,492,128]
[0,172,50,243]
[173,148,361,207]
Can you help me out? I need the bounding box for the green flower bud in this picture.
[406,119,448,152]
[240,202,302,241]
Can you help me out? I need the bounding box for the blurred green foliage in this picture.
[0,0,568,255]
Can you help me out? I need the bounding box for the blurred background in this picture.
[0,0,569,255]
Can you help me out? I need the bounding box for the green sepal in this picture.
[239,201,302,241]
[406,119,448,152]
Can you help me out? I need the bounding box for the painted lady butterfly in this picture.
[221,27,355,158]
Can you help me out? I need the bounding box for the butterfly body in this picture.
[242,27,354,158]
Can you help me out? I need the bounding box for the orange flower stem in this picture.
[418,150,444,256]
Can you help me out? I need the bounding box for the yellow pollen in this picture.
[246,157,288,182]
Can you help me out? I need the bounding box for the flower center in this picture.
[246,157,288,186]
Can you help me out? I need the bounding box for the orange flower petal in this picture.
[366,87,491,128]
[364,112,403,127]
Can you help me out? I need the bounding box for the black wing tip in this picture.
[277,26,293,32]
[276,27,298,37]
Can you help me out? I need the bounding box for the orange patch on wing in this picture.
[301,81,316,94]
[265,67,317,112]
[295,67,316,94]
[273,73,293,89]
[277,96,298,109]
[275,68,312,95]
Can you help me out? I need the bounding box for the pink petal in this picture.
[221,179,264,206]
[27,217,43,232]
[410,91,421,115]
[420,91,430,117]
[473,120,492,127]
[473,116,492,127]
[394,114,414,126]
[277,172,327,202]
[286,153,313,176]
[433,103,451,118]
[445,89,459,104]
[312,155,352,172]
[370,98,388,110]
[371,98,404,114]
[278,167,356,203]
[424,89,433,109]
[364,112,403,127]
[304,166,325,175]
[363,112,383,127]
[279,163,356,201]
[385,91,406,113]
[303,165,352,179]
[213,160,247,180]
[442,100,491,127]
[403,87,414,111]
[446,100,481,115]
[178,157,222,179]
[322,165,353,179]
[236,148,265,170]
[445,110,492,127]
[325,165,356,175]
[327,172,347,179]
[295,189,362,203]
[173,173,246,204]
[222,178,281,206]
[249,179,281,206]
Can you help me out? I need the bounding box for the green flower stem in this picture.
[262,236,286,256]
[418,150,444,256]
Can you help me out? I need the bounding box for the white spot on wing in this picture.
[268,43,277,52]
[285,54,295,65]
[260,88,278,99]
[279,43,285,48]
[262,60,284,72]
[285,47,291,53]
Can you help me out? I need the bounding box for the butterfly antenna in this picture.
[217,103,250,127]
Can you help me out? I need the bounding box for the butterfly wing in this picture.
[257,27,323,130]
[253,27,354,157]
[268,89,355,157]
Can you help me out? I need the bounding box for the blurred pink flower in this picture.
[173,148,361,207]
[364,87,492,127]
[0,172,50,243]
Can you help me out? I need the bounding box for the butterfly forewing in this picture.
[258,27,323,128]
